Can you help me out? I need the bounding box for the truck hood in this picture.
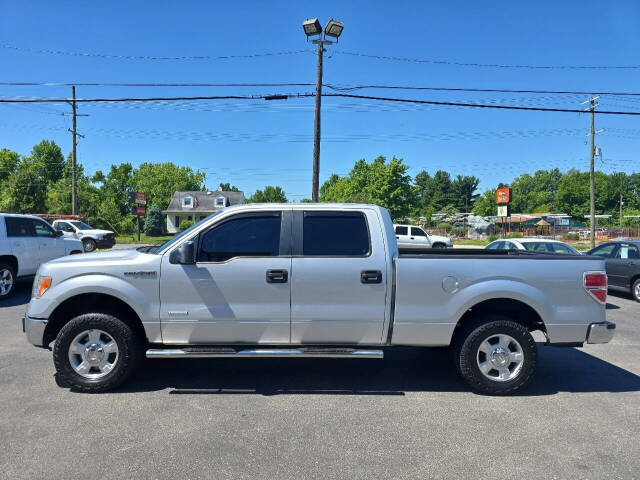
[78,229,113,236]
[429,234,451,244]
[45,248,142,266]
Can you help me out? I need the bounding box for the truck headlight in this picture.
[33,276,52,298]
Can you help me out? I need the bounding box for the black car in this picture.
[586,240,640,302]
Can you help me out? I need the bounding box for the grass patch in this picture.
[115,233,175,245]
[453,239,489,246]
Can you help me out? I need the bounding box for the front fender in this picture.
[26,273,157,322]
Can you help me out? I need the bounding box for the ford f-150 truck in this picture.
[23,204,615,395]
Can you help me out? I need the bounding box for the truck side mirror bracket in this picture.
[169,240,196,265]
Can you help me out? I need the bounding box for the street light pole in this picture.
[311,39,326,202]
[302,18,343,202]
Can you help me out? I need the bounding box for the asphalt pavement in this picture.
[1,282,639,479]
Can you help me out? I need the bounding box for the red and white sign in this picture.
[130,192,147,205]
[496,187,511,204]
[135,206,146,216]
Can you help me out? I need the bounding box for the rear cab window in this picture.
[303,211,370,256]
[411,227,427,237]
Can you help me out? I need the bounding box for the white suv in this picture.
[393,224,452,249]
[0,214,83,298]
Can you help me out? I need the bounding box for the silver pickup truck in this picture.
[23,203,615,395]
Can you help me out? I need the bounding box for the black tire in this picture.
[53,312,143,392]
[632,278,640,303]
[453,316,537,395]
[82,238,97,252]
[431,243,446,249]
[0,263,16,299]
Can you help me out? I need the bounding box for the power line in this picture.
[4,81,640,97]
[3,92,640,115]
[0,44,312,61]
[322,93,640,116]
[332,50,640,70]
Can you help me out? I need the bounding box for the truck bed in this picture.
[398,246,596,259]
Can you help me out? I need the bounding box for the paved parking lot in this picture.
[1,282,639,479]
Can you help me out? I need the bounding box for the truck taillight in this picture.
[584,271,607,304]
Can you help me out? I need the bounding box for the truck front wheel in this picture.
[82,238,97,252]
[53,312,143,392]
[454,317,537,395]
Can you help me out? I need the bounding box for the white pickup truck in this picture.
[0,213,83,298]
[51,219,115,252]
[23,204,614,395]
[394,224,452,249]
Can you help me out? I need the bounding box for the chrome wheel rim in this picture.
[635,282,640,300]
[0,268,13,296]
[83,239,95,252]
[68,329,119,379]
[476,333,524,382]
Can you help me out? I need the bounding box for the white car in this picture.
[0,213,84,298]
[393,224,452,249]
[485,237,581,255]
[52,219,115,252]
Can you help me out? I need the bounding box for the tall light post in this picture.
[302,18,344,202]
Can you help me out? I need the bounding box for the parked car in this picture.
[23,204,614,395]
[585,240,640,302]
[51,219,115,252]
[0,213,84,299]
[486,238,581,255]
[394,224,452,248]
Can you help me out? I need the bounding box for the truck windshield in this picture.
[152,211,223,255]
[69,221,93,230]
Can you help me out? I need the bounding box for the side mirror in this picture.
[169,240,196,265]
[54,230,64,237]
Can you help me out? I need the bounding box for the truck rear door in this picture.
[290,209,387,344]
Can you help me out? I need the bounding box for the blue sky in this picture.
[1,0,640,199]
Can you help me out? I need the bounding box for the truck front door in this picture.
[159,210,292,344]
[290,209,388,344]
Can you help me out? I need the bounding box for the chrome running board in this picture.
[146,347,383,359]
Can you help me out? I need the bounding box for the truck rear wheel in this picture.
[453,317,537,395]
[53,312,142,392]
[632,278,640,302]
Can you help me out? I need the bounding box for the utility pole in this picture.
[582,96,601,250]
[311,39,325,202]
[63,86,87,215]
[71,86,77,215]
[620,194,623,229]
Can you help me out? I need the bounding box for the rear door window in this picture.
[615,244,640,259]
[5,217,35,237]
[303,211,370,256]
[486,241,504,250]
[395,226,408,235]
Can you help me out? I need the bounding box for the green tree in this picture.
[132,162,206,209]
[1,161,47,213]
[0,148,20,183]
[144,204,165,235]
[472,189,496,217]
[46,155,100,223]
[320,156,414,219]
[247,186,288,203]
[30,139,65,184]
[218,182,239,192]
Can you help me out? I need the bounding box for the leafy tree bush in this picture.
[563,233,580,241]
[506,232,523,238]
[247,186,287,203]
[488,234,499,242]
[144,205,165,236]
[179,219,194,231]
